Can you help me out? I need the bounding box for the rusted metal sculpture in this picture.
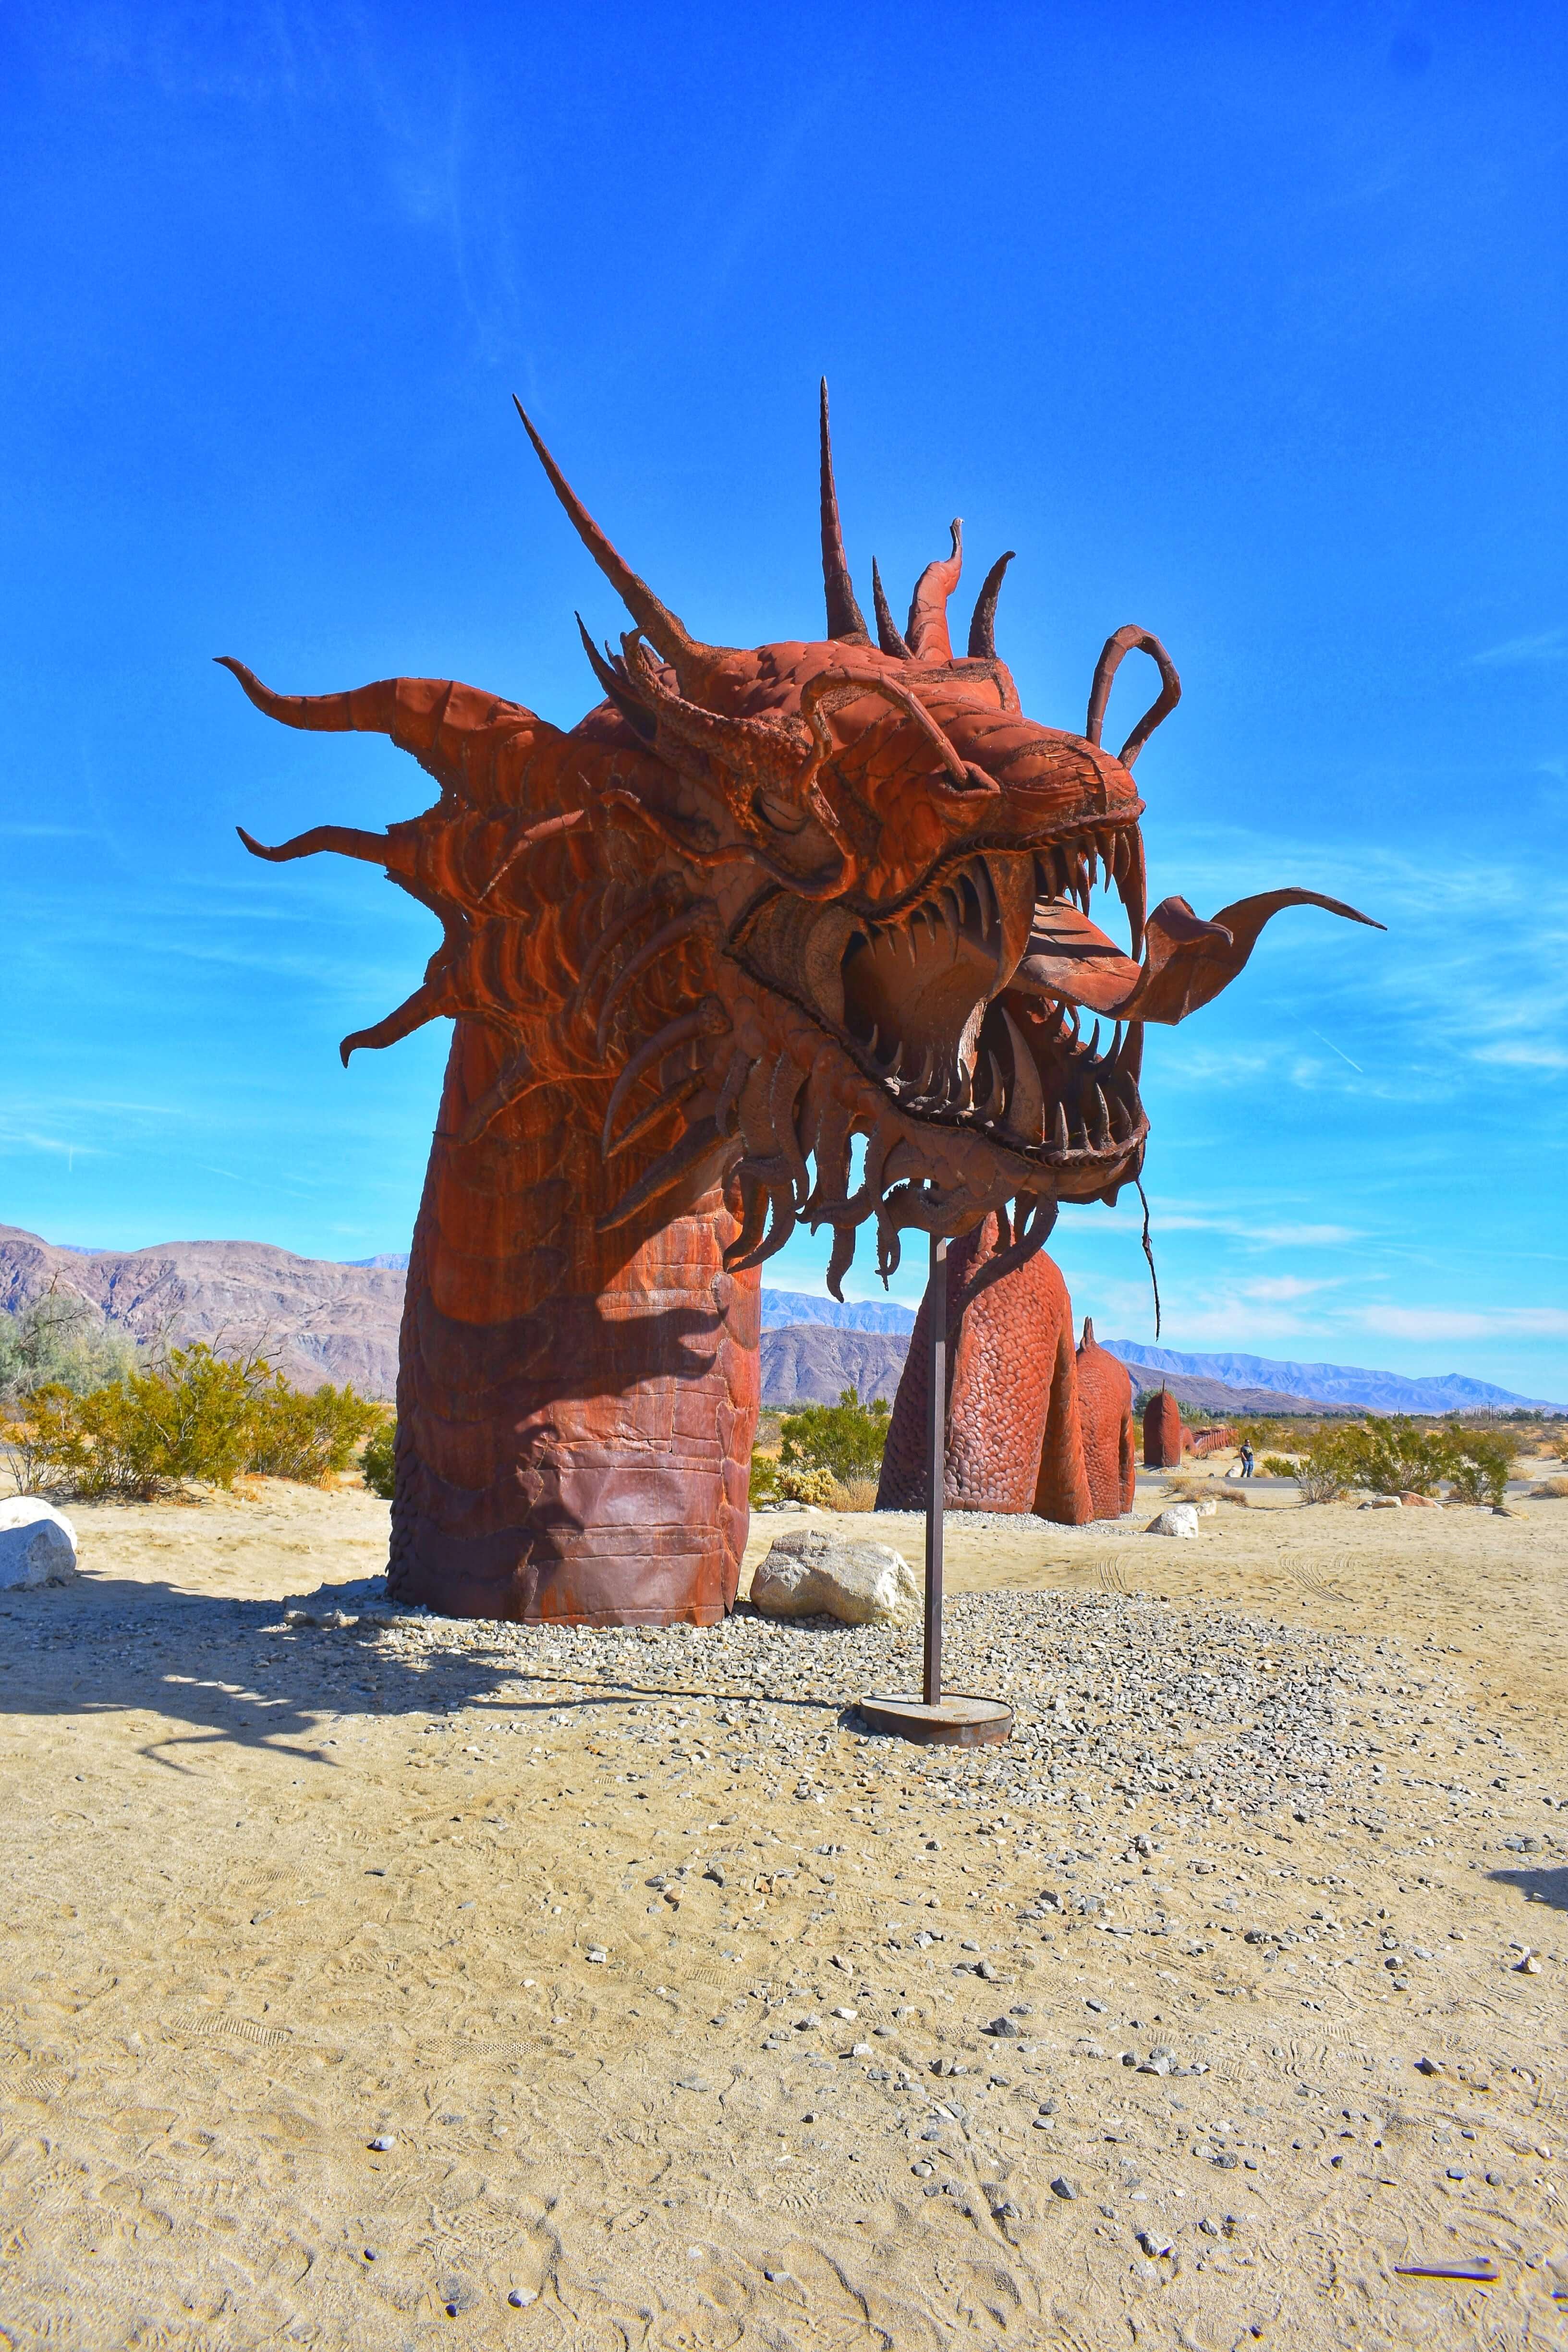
[228,387,1377,1624]
[1142,1389,1188,1469]
[876,1237,1136,1522]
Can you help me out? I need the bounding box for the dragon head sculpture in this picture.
[226,388,1378,1624]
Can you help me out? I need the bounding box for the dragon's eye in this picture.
[754,788,809,835]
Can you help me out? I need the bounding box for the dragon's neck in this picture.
[387,1018,759,1624]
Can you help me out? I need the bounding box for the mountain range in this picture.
[1100,1340,1559,1416]
[2,1225,1557,1413]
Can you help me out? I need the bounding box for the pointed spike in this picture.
[818,380,870,645]
[339,973,453,1066]
[871,558,914,659]
[999,1004,1045,1143]
[825,1221,857,1301]
[599,1120,726,1233]
[966,550,1015,660]
[906,519,963,663]
[574,613,657,743]
[237,822,404,871]
[1090,1084,1113,1150]
[1053,1100,1070,1155]
[514,398,727,692]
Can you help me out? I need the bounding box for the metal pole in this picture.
[924,1232,947,1708]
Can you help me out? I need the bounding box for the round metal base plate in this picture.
[857,1693,1013,1746]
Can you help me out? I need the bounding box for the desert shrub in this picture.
[1340,1415,1454,1497]
[14,1346,260,1499]
[0,1286,139,1404]
[5,1344,381,1500]
[1260,1454,1300,1479]
[1440,1427,1512,1507]
[778,1386,891,1484]
[776,1464,839,1506]
[361,1418,397,1499]
[749,1448,780,1504]
[1295,1426,1360,1503]
[828,1476,880,1513]
[1530,1474,1568,1499]
[247,1376,382,1483]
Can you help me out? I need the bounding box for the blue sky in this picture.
[1,2,1564,1399]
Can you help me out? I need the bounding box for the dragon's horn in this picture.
[967,551,1015,660]
[818,379,870,645]
[513,398,729,697]
[871,559,913,658]
[906,520,963,661]
[1085,626,1182,767]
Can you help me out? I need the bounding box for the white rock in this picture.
[1145,1505,1200,1539]
[750,1528,920,1625]
[0,1500,79,1589]
[1358,1495,1402,1510]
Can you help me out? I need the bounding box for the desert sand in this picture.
[1,1464,1566,2348]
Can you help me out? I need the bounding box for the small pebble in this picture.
[1051,2176,1078,2200]
[368,2134,395,2152]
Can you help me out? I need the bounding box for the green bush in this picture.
[1440,1427,1511,1507]
[1260,1454,1300,1479]
[778,1386,891,1484]
[247,1375,382,1482]
[1287,1415,1514,1508]
[748,1451,839,1506]
[2,1343,381,1501]
[0,1286,139,1403]
[361,1418,397,1500]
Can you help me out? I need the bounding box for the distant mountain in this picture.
[761,1325,911,1406]
[9,1222,1554,1417]
[0,1224,403,1397]
[1105,1340,1561,1415]
[759,1288,916,1334]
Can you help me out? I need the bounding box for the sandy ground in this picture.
[2,1463,1566,2349]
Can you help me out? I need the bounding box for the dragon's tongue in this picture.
[1010,900,1144,1013]
[1010,886,1383,1024]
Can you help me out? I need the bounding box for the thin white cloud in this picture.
[1468,627,1568,668]
[1358,1306,1568,1342]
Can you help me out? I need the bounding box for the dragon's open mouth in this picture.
[809,819,1150,1182]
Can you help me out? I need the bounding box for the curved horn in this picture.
[1085,626,1182,767]
[513,398,727,695]
[967,550,1015,659]
[620,634,811,789]
[818,380,870,645]
[236,822,404,869]
[871,559,913,659]
[906,520,963,662]
[573,615,657,744]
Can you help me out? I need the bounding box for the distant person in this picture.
[1240,1440,1255,1479]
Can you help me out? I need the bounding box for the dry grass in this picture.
[1529,1474,1568,1499]
[827,1475,880,1512]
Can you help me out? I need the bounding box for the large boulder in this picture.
[750,1528,920,1625]
[1145,1503,1200,1538]
[0,1499,79,1588]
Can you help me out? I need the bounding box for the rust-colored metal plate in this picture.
[858,1693,1012,1746]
